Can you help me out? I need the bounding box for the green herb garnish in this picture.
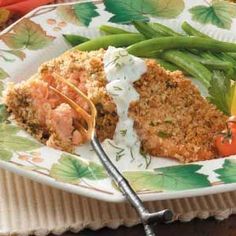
[107,140,124,150]
[164,117,173,124]
[130,147,135,162]
[149,121,155,126]
[120,129,127,136]
[140,149,152,169]
[116,149,125,161]
[157,130,172,138]
[113,86,123,91]
[149,121,161,126]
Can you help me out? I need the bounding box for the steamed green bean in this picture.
[132,21,163,38]
[99,25,132,35]
[161,50,212,87]
[63,34,89,47]
[150,22,182,36]
[181,22,210,38]
[155,58,183,72]
[182,22,236,68]
[185,52,233,71]
[229,53,236,59]
[74,34,145,51]
[127,36,236,57]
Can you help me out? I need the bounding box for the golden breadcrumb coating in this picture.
[5,49,118,152]
[129,60,227,162]
[4,50,227,162]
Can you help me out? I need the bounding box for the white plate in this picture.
[0,0,236,202]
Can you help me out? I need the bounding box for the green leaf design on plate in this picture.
[74,2,99,26]
[0,67,9,80]
[0,123,19,134]
[57,2,99,26]
[0,68,7,96]
[0,104,10,123]
[0,149,12,161]
[215,159,236,183]
[0,124,41,161]
[104,0,185,23]
[0,81,3,96]
[1,18,55,50]
[0,49,26,62]
[50,153,107,183]
[123,164,210,192]
[189,0,236,29]
[57,6,79,25]
[3,49,26,61]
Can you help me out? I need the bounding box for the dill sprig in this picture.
[140,149,152,169]
[120,129,127,136]
[130,147,135,162]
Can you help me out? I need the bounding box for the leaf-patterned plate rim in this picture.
[0,0,236,203]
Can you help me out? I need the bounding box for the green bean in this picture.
[200,51,236,76]
[215,53,236,80]
[215,53,236,64]
[161,50,212,87]
[127,36,236,57]
[133,22,201,59]
[155,58,182,72]
[199,51,218,60]
[185,52,233,71]
[194,58,233,71]
[146,22,202,56]
[182,22,236,67]
[150,22,182,36]
[133,21,206,59]
[132,21,163,38]
[74,34,145,51]
[229,53,236,59]
[63,34,89,47]
[215,54,236,76]
[181,22,210,38]
[178,22,224,64]
[99,25,132,35]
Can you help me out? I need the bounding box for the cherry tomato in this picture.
[215,128,236,157]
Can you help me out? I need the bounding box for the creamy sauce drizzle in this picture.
[103,46,147,148]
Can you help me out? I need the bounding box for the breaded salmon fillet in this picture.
[5,49,118,152]
[129,60,227,163]
[4,49,227,162]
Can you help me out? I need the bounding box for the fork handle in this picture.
[91,135,173,236]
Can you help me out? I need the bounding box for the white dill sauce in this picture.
[76,47,178,170]
[103,46,146,151]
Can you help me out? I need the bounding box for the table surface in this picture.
[52,214,236,236]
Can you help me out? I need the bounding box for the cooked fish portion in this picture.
[5,49,118,152]
[4,49,227,162]
[129,60,227,162]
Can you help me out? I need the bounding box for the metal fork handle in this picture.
[91,135,173,236]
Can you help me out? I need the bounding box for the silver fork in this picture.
[91,135,173,235]
[50,73,173,236]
